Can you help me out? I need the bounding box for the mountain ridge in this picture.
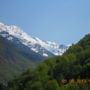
[0,22,70,82]
[0,22,70,56]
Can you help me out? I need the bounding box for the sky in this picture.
[0,0,90,44]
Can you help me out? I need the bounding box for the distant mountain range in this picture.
[0,22,70,57]
[0,22,70,82]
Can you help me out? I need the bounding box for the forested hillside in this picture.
[1,34,90,90]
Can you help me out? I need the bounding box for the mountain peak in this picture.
[0,22,70,56]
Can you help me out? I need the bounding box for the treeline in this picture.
[1,34,90,90]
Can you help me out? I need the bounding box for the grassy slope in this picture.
[0,36,35,82]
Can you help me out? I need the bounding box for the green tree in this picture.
[45,80,59,90]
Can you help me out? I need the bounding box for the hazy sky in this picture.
[0,0,90,44]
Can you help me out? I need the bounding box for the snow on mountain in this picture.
[0,22,70,56]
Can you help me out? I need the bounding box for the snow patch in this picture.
[43,53,48,57]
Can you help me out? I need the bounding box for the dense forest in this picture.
[1,34,90,90]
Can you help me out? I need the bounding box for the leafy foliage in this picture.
[1,34,90,90]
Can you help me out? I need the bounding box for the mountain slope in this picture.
[0,35,46,82]
[0,22,70,83]
[0,22,69,56]
[6,34,90,90]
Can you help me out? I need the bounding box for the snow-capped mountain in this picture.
[0,22,70,57]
